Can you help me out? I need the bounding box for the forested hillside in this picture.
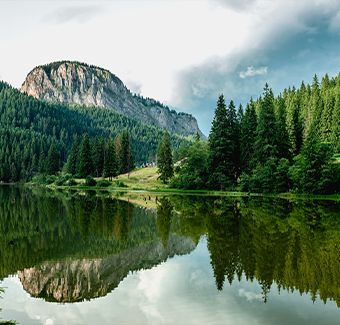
[172,72,340,194]
[0,82,188,182]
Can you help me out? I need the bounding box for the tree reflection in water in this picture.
[1,187,340,306]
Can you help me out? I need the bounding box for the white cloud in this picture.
[42,5,106,24]
[239,66,268,78]
[124,79,143,95]
[238,288,263,302]
[329,10,340,32]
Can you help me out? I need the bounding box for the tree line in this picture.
[0,81,188,182]
[170,72,340,194]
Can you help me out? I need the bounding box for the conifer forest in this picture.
[1,72,340,195]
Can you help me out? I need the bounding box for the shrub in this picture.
[55,177,66,186]
[32,174,46,185]
[97,179,111,187]
[115,181,127,187]
[86,175,97,187]
[64,173,72,180]
[45,175,57,185]
[68,178,78,186]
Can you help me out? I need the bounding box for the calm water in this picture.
[0,186,340,324]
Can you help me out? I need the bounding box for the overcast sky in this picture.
[1,0,340,136]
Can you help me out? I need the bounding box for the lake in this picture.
[0,186,339,324]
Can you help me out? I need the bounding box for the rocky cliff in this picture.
[17,234,196,303]
[20,61,206,139]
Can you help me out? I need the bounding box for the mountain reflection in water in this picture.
[0,186,340,307]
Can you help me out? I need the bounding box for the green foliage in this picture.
[67,178,78,186]
[157,130,174,184]
[66,135,79,175]
[240,100,257,173]
[46,143,59,175]
[55,176,67,186]
[31,174,46,184]
[78,133,94,177]
[104,135,118,180]
[97,179,111,187]
[276,95,292,159]
[117,129,134,174]
[169,140,208,190]
[207,95,238,190]
[0,81,187,183]
[85,175,97,187]
[173,141,191,163]
[254,84,278,165]
[45,175,57,185]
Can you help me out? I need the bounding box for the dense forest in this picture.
[172,72,340,194]
[0,81,188,182]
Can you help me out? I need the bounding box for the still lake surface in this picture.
[0,186,340,324]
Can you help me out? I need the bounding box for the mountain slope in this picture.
[21,61,206,139]
[0,81,189,182]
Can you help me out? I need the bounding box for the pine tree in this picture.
[116,130,134,174]
[240,100,257,174]
[320,89,335,142]
[46,143,59,175]
[254,84,278,165]
[207,95,233,190]
[276,95,292,159]
[311,74,324,135]
[331,89,340,152]
[98,133,106,175]
[104,135,118,181]
[66,135,79,175]
[226,100,240,183]
[194,131,200,142]
[299,123,323,194]
[157,130,174,183]
[38,150,46,174]
[78,133,94,177]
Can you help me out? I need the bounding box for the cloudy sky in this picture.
[1,0,340,136]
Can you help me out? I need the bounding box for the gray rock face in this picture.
[17,235,196,303]
[20,61,206,139]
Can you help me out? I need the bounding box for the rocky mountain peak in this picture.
[21,61,206,139]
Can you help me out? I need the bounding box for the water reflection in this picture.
[0,187,196,303]
[171,195,340,306]
[1,187,340,308]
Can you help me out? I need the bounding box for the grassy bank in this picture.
[20,166,340,201]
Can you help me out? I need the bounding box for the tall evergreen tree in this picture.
[331,89,340,152]
[117,129,134,174]
[254,84,278,165]
[98,133,106,175]
[320,89,335,142]
[289,94,304,155]
[298,123,326,194]
[311,74,324,135]
[66,135,79,175]
[275,95,292,159]
[207,95,233,190]
[38,150,46,175]
[240,100,257,174]
[78,133,94,177]
[226,100,240,183]
[157,130,174,183]
[46,143,59,175]
[104,135,118,181]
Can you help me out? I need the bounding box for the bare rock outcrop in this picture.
[17,234,196,303]
[21,61,206,139]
